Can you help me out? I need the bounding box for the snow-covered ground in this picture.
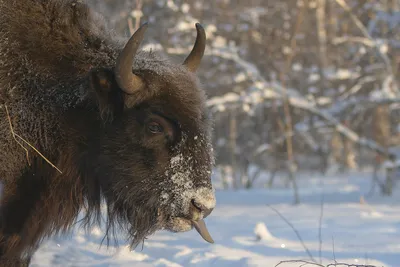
[31,170,400,267]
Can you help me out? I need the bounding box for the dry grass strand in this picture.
[5,104,62,174]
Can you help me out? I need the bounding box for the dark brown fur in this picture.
[0,1,215,266]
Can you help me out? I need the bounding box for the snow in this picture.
[166,0,179,12]
[181,4,190,14]
[254,222,274,241]
[31,171,400,267]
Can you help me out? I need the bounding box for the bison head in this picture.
[86,23,216,247]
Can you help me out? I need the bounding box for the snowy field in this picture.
[31,169,400,267]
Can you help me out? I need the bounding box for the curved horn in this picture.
[183,23,206,72]
[115,22,148,94]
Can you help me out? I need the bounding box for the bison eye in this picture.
[147,121,163,134]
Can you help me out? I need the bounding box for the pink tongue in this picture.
[191,219,214,244]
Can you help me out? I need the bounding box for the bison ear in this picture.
[89,68,124,120]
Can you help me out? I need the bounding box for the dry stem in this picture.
[5,105,62,174]
[5,105,30,165]
[275,260,378,267]
[267,205,316,263]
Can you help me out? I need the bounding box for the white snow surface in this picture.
[31,170,400,267]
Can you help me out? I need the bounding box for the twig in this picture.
[5,105,30,165]
[267,205,316,263]
[318,188,325,264]
[275,260,324,267]
[332,36,375,47]
[326,263,377,267]
[5,105,62,174]
[332,236,337,264]
[13,132,63,174]
[275,259,378,267]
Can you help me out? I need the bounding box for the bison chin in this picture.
[99,194,161,249]
[162,217,214,244]
[100,188,214,249]
[156,187,216,244]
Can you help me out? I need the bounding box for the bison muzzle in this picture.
[0,0,216,266]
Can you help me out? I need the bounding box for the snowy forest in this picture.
[31,1,400,266]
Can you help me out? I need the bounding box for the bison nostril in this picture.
[191,199,214,218]
[191,199,201,211]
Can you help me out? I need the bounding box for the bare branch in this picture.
[267,205,316,263]
[332,236,337,264]
[275,260,378,267]
[275,260,324,267]
[335,0,398,93]
[318,188,325,264]
[332,36,375,47]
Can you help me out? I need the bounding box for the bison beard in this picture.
[0,0,216,266]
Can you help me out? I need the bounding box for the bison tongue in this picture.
[191,219,214,244]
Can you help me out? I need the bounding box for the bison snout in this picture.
[187,188,216,219]
[191,199,213,218]
[185,189,216,244]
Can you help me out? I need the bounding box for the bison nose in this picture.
[191,199,214,218]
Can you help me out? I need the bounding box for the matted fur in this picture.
[0,0,215,266]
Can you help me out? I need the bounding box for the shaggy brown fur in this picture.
[0,0,215,266]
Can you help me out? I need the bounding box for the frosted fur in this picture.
[160,134,215,217]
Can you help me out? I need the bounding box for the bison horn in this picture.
[183,23,206,72]
[115,22,148,94]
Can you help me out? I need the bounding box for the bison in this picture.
[0,0,216,266]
